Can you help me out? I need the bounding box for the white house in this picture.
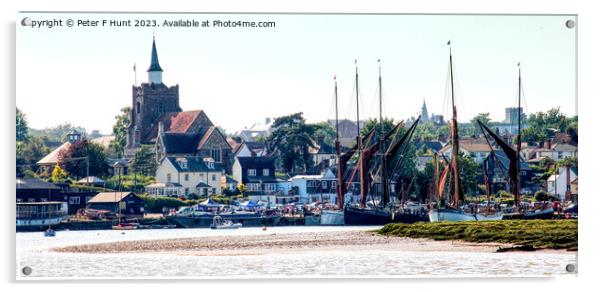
[152,156,224,197]
[547,165,578,202]
[289,169,338,204]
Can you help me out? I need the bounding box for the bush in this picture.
[139,194,187,213]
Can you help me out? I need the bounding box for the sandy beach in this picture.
[49,230,566,256]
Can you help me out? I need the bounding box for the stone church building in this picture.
[125,37,233,173]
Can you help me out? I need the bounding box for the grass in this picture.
[378,220,577,251]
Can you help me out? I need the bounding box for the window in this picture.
[185,188,189,195]
[321,180,328,188]
[69,197,80,205]
[212,174,217,181]
[16,198,23,203]
[248,169,256,176]
[136,101,141,113]
[184,174,189,181]
[211,149,222,162]
[212,188,216,194]
[263,168,270,176]
[167,173,172,182]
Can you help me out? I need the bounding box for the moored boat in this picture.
[210,216,243,229]
[167,206,281,228]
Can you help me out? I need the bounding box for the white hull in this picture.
[212,223,242,229]
[320,210,344,225]
[429,209,477,222]
[475,213,504,221]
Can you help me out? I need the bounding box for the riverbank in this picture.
[50,228,572,256]
[378,219,577,251]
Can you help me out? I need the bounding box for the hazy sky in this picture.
[17,13,576,135]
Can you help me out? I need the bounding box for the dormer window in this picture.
[248,169,256,176]
[176,158,188,169]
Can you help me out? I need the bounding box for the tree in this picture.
[471,112,491,136]
[237,184,247,197]
[522,108,575,144]
[51,165,68,183]
[29,123,86,143]
[266,112,318,173]
[313,122,337,147]
[16,108,29,142]
[360,118,395,139]
[414,121,438,142]
[16,136,49,175]
[457,152,479,195]
[110,107,131,158]
[58,138,109,178]
[132,145,158,177]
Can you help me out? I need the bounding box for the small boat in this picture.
[524,206,554,220]
[210,216,242,229]
[319,209,344,225]
[44,228,56,237]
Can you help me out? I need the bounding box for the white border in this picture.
[2,0,600,291]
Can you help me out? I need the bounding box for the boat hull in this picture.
[320,210,344,225]
[344,207,429,225]
[428,209,477,222]
[167,214,281,228]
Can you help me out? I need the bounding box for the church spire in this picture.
[421,98,429,123]
[147,36,163,84]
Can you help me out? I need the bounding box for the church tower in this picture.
[420,98,430,123]
[125,36,181,157]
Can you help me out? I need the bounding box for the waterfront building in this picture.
[308,140,337,172]
[153,156,224,197]
[232,140,268,158]
[547,165,578,202]
[232,156,279,204]
[289,169,337,204]
[86,192,145,216]
[36,129,82,172]
[523,142,578,161]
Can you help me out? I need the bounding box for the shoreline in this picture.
[50,230,573,256]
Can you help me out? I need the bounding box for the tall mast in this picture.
[334,76,344,209]
[515,63,522,206]
[378,59,390,206]
[448,41,462,208]
[355,59,366,208]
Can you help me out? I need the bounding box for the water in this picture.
[16,226,577,278]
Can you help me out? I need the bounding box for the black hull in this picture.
[344,207,428,225]
[167,214,281,228]
[503,208,555,220]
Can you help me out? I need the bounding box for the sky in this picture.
[16,13,576,135]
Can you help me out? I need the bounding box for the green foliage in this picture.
[50,165,68,183]
[58,138,109,178]
[16,108,29,142]
[470,112,492,136]
[29,123,87,143]
[16,136,49,175]
[237,184,247,196]
[313,121,337,148]
[132,145,158,177]
[523,108,577,144]
[457,152,479,195]
[110,107,131,158]
[139,194,187,213]
[360,118,396,138]
[414,121,438,141]
[379,220,578,250]
[105,174,155,193]
[266,112,319,173]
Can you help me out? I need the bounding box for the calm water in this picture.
[16,226,577,278]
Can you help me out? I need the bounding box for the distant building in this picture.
[308,140,338,172]
[503,107,525,124]
[523,142,578,162]
[439,138,491,164]
[420,98,429,123]
[547,165,578,202]
[232,141,268,159]
[236,118,274,142]
[36,129,82,172]
[328,119,366,148]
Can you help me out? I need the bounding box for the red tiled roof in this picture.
[144,110,210,143]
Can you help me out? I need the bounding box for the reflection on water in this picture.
[16,226,577,278]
